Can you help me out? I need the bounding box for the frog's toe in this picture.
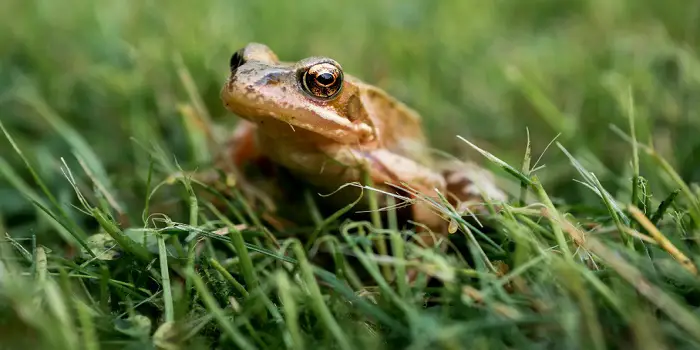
[441,160,507,204]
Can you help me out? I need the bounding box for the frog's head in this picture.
[221,43,375,144]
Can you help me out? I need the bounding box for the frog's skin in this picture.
[219,43,506,246]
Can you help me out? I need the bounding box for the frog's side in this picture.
[219,43,506,242]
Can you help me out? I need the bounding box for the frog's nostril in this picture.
[230,49,246,71]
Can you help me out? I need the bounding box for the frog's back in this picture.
[353,77,432,164]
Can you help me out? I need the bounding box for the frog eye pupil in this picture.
[316,72,335,86]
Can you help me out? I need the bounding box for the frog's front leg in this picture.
[212,120,279,212]
[347,149,449,231]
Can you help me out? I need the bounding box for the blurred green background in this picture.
[1,0,699,240]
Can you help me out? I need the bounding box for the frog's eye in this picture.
[301,62,343,99]
[230,49,246,71]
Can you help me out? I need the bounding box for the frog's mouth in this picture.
[221,85,375,145]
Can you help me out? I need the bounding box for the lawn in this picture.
[2,0,700,349]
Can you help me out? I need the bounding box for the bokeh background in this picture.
[1,0,699,240]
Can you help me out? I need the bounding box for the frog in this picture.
[217,42,507,249]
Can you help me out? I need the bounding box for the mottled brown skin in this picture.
[219,43,506,248]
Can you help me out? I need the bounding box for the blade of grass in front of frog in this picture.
[486,251,549,296]
[171,162,207,307]
[0,157,75,244]
[208,210,291,263]
[56,260,153,299]
[173,222,297,264]
[0,246,68,346]
[313,266,410,335]
[531,132,561,174]
[556,142,630,226]
[424,186,504,254]
[340,222,416,313]
[555,257,607,350]
[628,205,698,275]
[514,211,558,243]
[60,157,152,260]
[650,189,681,226]
[93,208,153,263]
[291,241,353,350]
[624,87,643,214]
[27,192,98,260]
[62,163,151,261]
[555,214,700,342]
[355,183,414,214]
[157,231,175,323]
[495,206,550,273]
[3,234,33,263]
[231,186,266,234]
[187,267,256,350]
[309,235,365,291]
[359,165,383,229]
[610,124,700,229]
[201,203,248,256]
[457,135,533,185]
[384,194,409,297]
[273,271,305,350]
[177,314,217,345]
[431,189,499,273]
[173,173,249,226]
[199,206,260,296]
[530,176,574,260]
[306,182,366,250]
[169,159,199,229]
[646,153,700,229]
[305,188,325,229]
[37,246,81,349]
[129,136,180,175]
[74,298,98,350]
[519,127,532,206]
[530,208,626,316]
[208,258,249,297]
[141,155,155,227]
[589,172,632,248]
[360,165,393,282]
[0,122,91,241]
[74,152,126,220]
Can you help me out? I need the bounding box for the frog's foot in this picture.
[440,160,507,216]
[400,160,508,286]
[209,119,282,213]
[380,183,450,287]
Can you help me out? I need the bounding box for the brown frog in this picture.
[218,43,507,247]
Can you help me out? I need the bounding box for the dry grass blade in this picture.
[547,209,700,341]
[628,205,698,275]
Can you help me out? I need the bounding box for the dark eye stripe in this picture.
[230,49,245,71]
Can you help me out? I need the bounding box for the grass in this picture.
[2,0,700,348]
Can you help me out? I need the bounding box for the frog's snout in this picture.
[255,71,284,87]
